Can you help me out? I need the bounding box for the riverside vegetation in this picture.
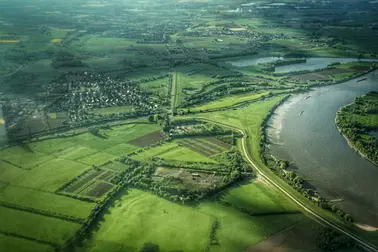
[336,91,378,166]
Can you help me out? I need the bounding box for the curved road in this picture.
[191,117,378,252]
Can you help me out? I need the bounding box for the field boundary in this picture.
[0,201,85,224]
[0,230,59,249]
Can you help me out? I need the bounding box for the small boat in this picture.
[305,96,311,99]
[299,110,304,116]
[357,77,367,82]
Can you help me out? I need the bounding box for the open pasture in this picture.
[77,152,117,166]
[81,189,213,252]
[0,146,53,169]
[0,186,95,219]
[0,234,54,252]
[82,187,305,252]
[131,141,179,161]
[0,206,81,245]
[13,158,90,192]
[220,178,299,215]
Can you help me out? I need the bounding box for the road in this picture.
[190,117,378,252]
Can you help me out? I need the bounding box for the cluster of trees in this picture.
[316,228,356,251]
[209,220,220,246]
[336,92,378,165]
[258,58,307,72]
[214,134,236,145]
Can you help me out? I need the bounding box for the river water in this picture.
[266,70,378,226]
[228,57,378,73]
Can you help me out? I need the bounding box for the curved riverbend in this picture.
[266,70,378,227]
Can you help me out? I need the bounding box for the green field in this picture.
[188,95,286,161]
[0,207,81,245]
[13,159,90,192]
[82,182,304,252]
[81,189,213,252]
[0,234,54,252]
[0,186,95,219]
[221,178,299,214]
[201,202,303,252]
[78,152,118,166]
[131,141,179,161]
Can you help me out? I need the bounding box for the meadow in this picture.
[0,121,161,250]
[81,184,304,252]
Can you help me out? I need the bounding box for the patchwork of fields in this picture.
[0,122,160,250]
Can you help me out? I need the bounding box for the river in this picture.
[266,70,378,227]
[227,57,378,73]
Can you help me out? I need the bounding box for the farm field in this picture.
[81,188,305,252]
[80,189,213,252]
[193,95,286,163]
[0,186,95,219]
[0,206,81,245]
[220,178,299,214]
[0,121,164,248]
[0,234,54,252]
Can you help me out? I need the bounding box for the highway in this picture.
[191,117,378,252]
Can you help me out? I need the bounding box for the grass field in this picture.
[0,234,54,252]
[0,206,81,245]
[0,146,53,169]
[131,141,179,161]
[221,178,299,214]
[13,159,90,192]
[0,186,95,218]
[82,183,304,252]
[81,189,213,252]
[201,202,303,252]
[78,152,117,166]
[102,143,138,156]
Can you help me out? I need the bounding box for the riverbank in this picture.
[264,70,378,227]
[335,96,378,167]
[335,106,378,167]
